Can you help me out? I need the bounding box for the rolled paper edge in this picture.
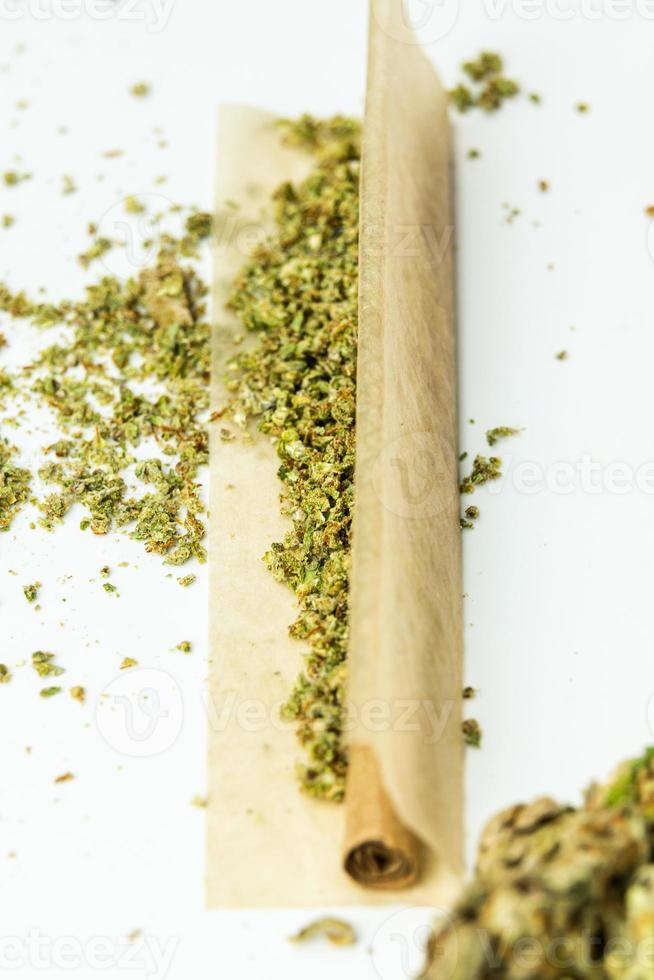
[343,744,421,890]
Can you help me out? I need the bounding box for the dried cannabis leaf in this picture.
[227,116,360,803]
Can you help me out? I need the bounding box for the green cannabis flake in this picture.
[23,581,40,603]
[486,426,521,447]
[31,650,64,678]
[449,52,520,114]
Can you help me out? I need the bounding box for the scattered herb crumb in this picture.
[32,650,64,678]
[463,718,482,748]
[40,686,61,698]
[227,116,359,803]
[3,170,31,187]
[289,918,356,947]
[450,52,520,114]
[23,580,41,603]
[486,426,521,447]
[124,195,145,215]
[460,455,502,494]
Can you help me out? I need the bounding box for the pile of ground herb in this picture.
[0,438,31,530]
[422,748,654,980]
[450,52,520,113]
[226,115,360,803]
[0,208,213,565]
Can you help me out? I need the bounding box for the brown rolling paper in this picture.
[343,0,463,888]
[344,745,420,888]
[206,0,461,907]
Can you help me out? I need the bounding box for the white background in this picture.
[2,1,654,977]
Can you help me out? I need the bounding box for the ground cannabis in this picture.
[22,581,40,603]
[226,116,359,803]
[450,52,520,114]
[460,455,503,495]
[0,205,213,562]
[32,650,64,679]
[0,440,31,531]
[423,748,654,980]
